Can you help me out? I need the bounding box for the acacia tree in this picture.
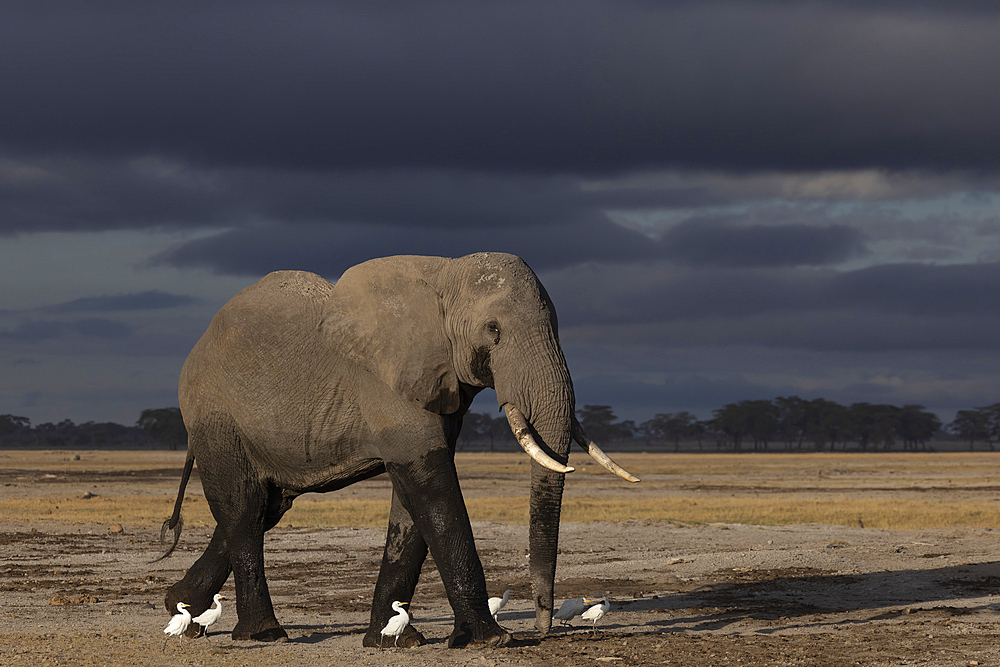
[138,407,187,450]
[898,405,942,450]
[805,399,850,450]
[461,411,517,451]
[978,404,1000,447]
[774,396,808,450]
[640,412,698,451]
[577,404,632,442]
[0,414,30,437]
[949,409,993,450]
[712,401,760,451]
[461,412,492,451]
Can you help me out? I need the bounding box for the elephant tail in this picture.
[153,448,195,562]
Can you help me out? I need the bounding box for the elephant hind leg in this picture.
[228,485,288,642]
[165,525,232,637]
[200,465,287,642]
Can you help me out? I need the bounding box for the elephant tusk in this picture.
[505,405,575,475]
[571,418,641,483]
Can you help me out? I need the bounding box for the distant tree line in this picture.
[706,398,942,452]
[461,399,1000,453]
[0,408,187,450]
[3,399,1000,453]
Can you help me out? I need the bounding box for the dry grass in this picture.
[285,494,1000,530]
[4,450,1000,530]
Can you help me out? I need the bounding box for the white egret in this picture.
[380,600,410,648]
[192,593,226,638]
[162,602,192,650]
[488,589,512,621]
[581,596,610,633]
[553,597,589,626]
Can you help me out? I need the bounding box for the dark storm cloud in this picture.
[571,373,778,418]
[0,156,237,234]
[152,216,866,278]
[661,221,866,268]
[2,1,1000,174]
[549,260,1000,351]
[42,291,201,313]
[0,291,201,317]
[151,216,656,278]
[0,318,132,342]
[553,261,1000,323]
[828,262,1000,315]
[0,159,727,235]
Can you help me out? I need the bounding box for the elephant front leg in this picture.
[363,491,429,648]
[386,449,510,648]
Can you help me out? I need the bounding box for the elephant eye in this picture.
[485,321,501,344]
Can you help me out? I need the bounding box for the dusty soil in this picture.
[3,455,1000,666]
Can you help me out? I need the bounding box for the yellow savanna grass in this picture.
[290,495,1000,530]
[6,450,1000,530]
[5,493,1000,531]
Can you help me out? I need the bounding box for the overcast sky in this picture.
[3,1,1000,427]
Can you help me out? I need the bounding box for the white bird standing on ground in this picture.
[162,602,192,650]
[488,589,513,620]
[192,593,226,638]
[581,596,611,633]
[380,600,410,648]
[553,597,589,626]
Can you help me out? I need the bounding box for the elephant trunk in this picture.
[528,429,569,633]
[515,399,571,634]
[496,341,575,634]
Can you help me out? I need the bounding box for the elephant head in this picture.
[327,252,638,632]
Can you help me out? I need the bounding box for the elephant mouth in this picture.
[503,404,640,483]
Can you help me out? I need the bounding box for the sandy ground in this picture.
[3,454,1000,666]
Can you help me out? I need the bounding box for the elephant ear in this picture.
[322,259,461,415]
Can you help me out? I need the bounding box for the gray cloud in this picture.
[2,2,1000,174]
[552,261,1000,322]
[153,217,871,278]
[5,1,1000,426]
[548,260,1000,354]
[0,318,133,342]
[828,262,1000,315]
[0,158,729,235]
[42,291,201,313]
[661,221,866,268]
[150,217,659,277]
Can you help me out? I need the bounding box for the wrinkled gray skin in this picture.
[161,253,586,648]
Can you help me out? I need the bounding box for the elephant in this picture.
[158,252,638,648]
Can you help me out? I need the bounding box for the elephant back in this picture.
[178,270,334,433]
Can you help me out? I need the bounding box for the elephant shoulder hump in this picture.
[254,271,335,300]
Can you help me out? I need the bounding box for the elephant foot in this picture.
[232,622,288,642]
[446,621,511,649]
[362,624,426,648]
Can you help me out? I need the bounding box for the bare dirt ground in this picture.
[3,452,1000,666]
